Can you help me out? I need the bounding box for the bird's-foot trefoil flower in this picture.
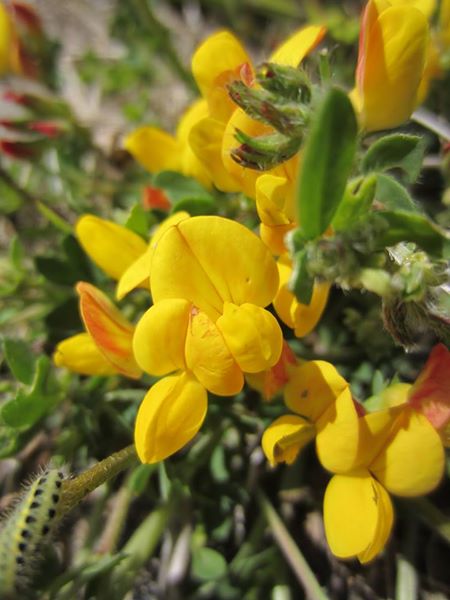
[132,215,284,463]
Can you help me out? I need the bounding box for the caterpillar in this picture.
[0,469,64,599]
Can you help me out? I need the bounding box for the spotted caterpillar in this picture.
[0,469,64,599]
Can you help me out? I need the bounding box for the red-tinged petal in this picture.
[77,282,141,379]
[262,415,316,466]
[76,214,147,281]
[53,332,117,376]
[324,470,393,562]
[284,361,349,423]
[142,186,171,211]
[132,298,190,376]
[246,340,297,401]
[408,344,450,433]
[135,373,207,463]
[185,307,244,396]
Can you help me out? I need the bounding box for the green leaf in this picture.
[2,338,36,384]
[375,173,418,213]
[35,256,78,285]
[9,236,25,271]
[296,87,357,240]
[0,180,23,213]
[171,196,216,216]
[376,210,449,256]
[332,175,377,231]
[191,547,228,582]
[0,426,20,458]
[153,171,211,202]
[290,249,314,304]
[125,203,155,238]
[62,235,93,279]
[362,134,425,183]
[1,356,61,430]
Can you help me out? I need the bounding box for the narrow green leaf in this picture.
[153,171,211,202]
[362,133,425,183]
[2,338,36,385]
[375,173,418,213]
[36,200,72,234]
[332,175,377,231]
[376,210,449,256]
[171,196,216,216]
[297,87,357,239]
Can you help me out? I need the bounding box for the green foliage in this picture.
[362,133,426,183]
[296,87,357,240]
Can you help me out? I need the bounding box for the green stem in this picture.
[257,490,328,600]
[59,445,138,515]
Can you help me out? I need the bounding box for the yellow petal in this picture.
[388,0,436,18]
[124,126,180,173]
[355,2,428,131]
[176,99,213,189]
[0,4,14,75]
[259,223,294,256]
[191,30,252,122]
[53,332,117,376]
[284,360,349,423]
[324,470,393,562]
[255,174,293,226]
[150,216,279,321]
[116,245,152,300]
[77,282,141,379]
[262,415,316,466]
[216,303,283,373]
[273,256,330,337]
[441,0,450,46]
[370,407,445,496]
[133,298,190,376]
[189,117,241,192]
[76,215,147,281]
[116,211,191,300]
[185,307,244,396]
[135,373,207,463]
[315,388,361,474]
[269,25,326,66]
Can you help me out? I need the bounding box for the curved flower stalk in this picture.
[132,215,284,463]
[262,345,448,563]
[350,0,429,132]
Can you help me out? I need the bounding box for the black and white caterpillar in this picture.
[0,469,64,599]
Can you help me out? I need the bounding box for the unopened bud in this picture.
[258,62,312,103]
[232,129,301,171]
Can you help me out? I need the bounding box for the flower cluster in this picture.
[51,0,450,565]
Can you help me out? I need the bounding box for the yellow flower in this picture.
[133,215,283,463]
[273,255,330,338]
[350,0,429,132]
[262,361,360,473]
[124,99,212,188]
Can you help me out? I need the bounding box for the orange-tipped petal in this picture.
[76,215,147,281]
[133,298,190,376]
[216,303,283,373]
[354,1,428,131]
[135,373,207,463]
[284,361,349,423]
[77,282,141,379]
[262,415,316,466]
[150,216,279,320]
[53,332,117,376]
[370,406,445,497]
[408,344,450,434]
[324,470,393,563]
[185,307,244,396]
